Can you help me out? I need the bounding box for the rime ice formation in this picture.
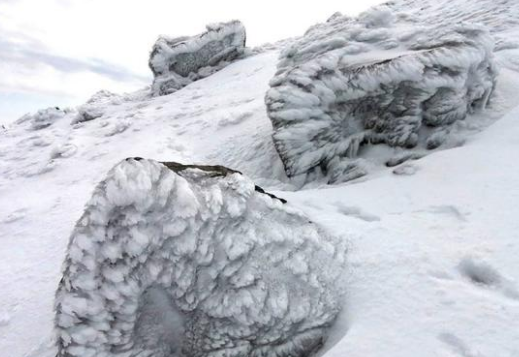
[266,9,498,183]
[55,159,346,357]
[73,90,122,124]
[16,107,67,130]
[149,21,247,96]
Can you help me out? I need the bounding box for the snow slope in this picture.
[0,51,286,357]
[1,0,519,356]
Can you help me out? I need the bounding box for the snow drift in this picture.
[149,21,247,96]
[266,10,497,183]
[54,158,346,357]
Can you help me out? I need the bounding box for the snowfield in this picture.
[149,20,247,96]
[1,0,519,356]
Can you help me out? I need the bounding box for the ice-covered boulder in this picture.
[16,107,67,130]
[266,9,497,183]
[55,158,346,357]
[149,21,247,96]
[72,90,122,124]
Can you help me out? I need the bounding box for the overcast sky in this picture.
[0,0,385,124]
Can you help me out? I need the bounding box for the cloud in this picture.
[0,34,150,85]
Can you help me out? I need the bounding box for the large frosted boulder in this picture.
[149,21,246,96]
[55,158,346,357]
[266,9,497,183]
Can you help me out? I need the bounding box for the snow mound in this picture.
[149,21,247,96]
[55,158,346,357]
[266,12,497,183]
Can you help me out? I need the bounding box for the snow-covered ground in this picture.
[1,0,519,356]
[286,107,519,357]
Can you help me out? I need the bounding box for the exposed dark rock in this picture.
[130,158,287,204]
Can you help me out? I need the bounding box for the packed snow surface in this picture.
[1,0,519,356]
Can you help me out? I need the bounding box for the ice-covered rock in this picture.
[16,107,67,130]
[266,8,498,183]
[72,90,122,124]
[55,158,346,357]
[386,0,519,52]
[149,21,247,96]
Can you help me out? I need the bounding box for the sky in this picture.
[0,0,385,124]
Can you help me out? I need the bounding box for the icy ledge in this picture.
[266,9,497,183]
[54,158,346,357]
[149,20,247,96]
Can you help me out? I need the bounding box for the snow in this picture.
[1,0,519,356]
[0,51,286,357]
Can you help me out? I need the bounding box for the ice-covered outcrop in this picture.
[16,107,68,130]
[149,21,246,96]
[266,8,498,183]
[55,158,346,357]
[72,90,122,124]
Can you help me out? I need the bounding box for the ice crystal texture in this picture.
[266,8,498,183]
[55,159,346,357]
